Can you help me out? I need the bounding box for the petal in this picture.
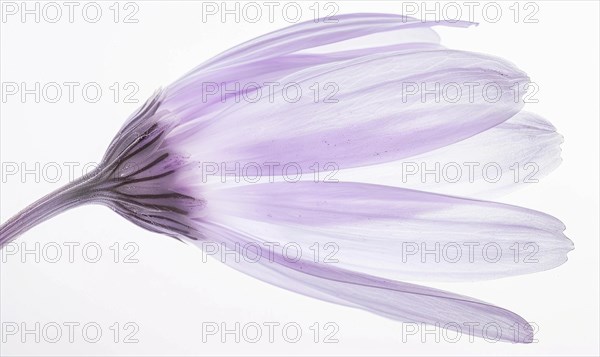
[166,48,529,176]
[163,14,454,121]
[192,221,536,343]
[195,13,471,69]
[340,111,563,198]
[162,14,457,122]
[200,181,572,282]
[159,14,527,176]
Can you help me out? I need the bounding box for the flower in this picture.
[0,14,572,343]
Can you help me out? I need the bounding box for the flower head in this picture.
[0,14,573,344]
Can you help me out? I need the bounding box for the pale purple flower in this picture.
[0,14,573,343]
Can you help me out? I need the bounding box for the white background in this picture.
[0,1,598,356]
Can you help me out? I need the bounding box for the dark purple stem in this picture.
[0,173,99,248]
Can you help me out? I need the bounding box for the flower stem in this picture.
[0,174,98,248]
